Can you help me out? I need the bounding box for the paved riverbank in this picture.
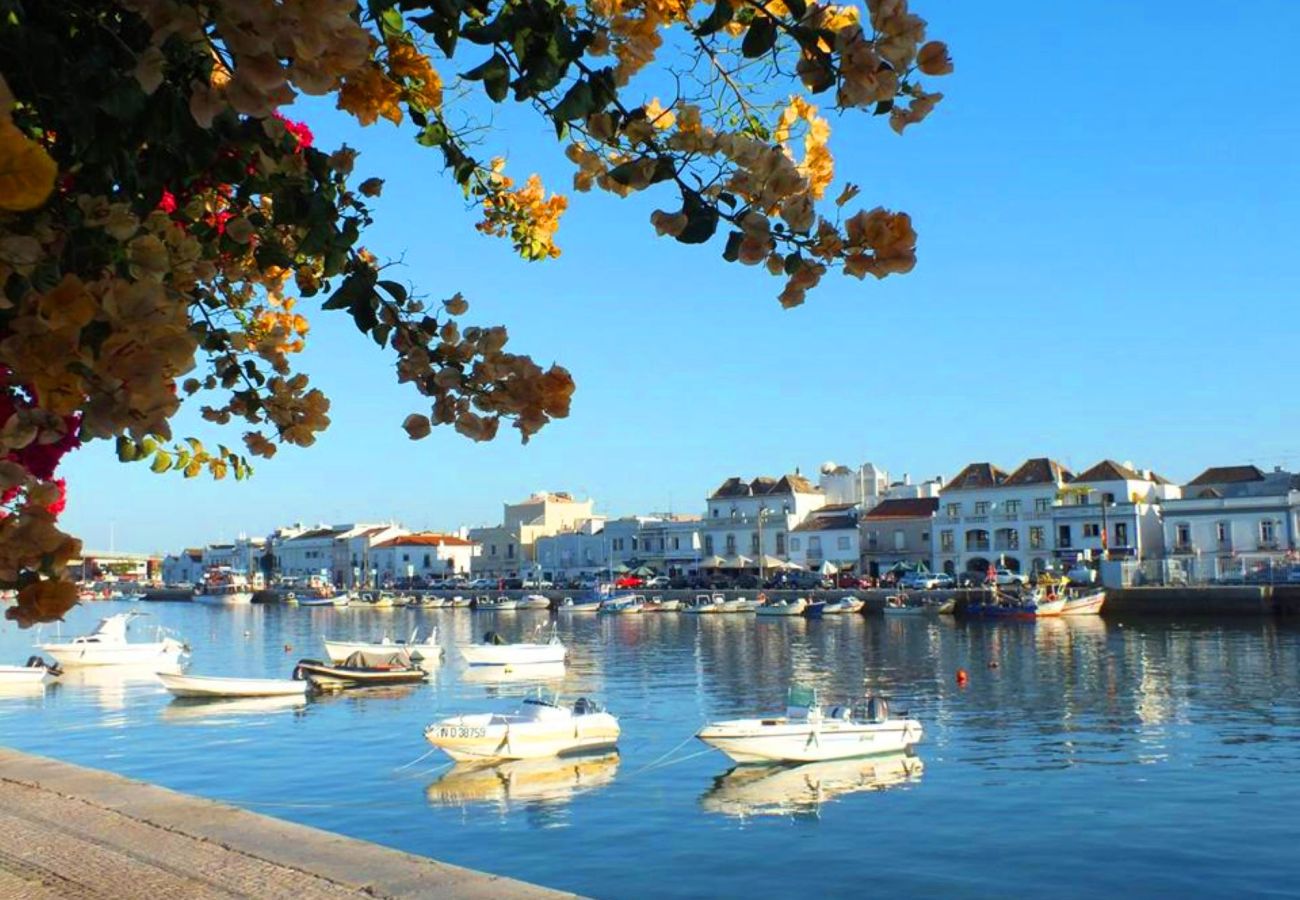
[0,748,571,899]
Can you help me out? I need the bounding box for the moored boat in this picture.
[158,672,308,699]
[1061,587,1106,616]
[36,613,187,669]
[476,596,520,611]
[449,595,474,608]
[598,595,644,614]
[459,627,566,667]
[425,696,620,761]
[967,586,1067,619]
[882,594,927,616]
[298,596,336,608]
[322,628,441,663]
[517,594,551,610]
[559,597,603,613]
[821,597,864,615]
[0,656,61,685]
[352,591,399,609]
[696,687,923,764]
[756,597,808,617]
[644,597,683,612]
[194,567,253,605]
[684,594,727,614]
[293,650,429,690]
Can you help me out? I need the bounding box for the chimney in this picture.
[903,472,911,485]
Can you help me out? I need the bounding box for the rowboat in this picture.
[696,687,923,764]
[701,753,925,818]
[322,628,441,663]
[0,657,60,685]
[459,627,566,667]
[293,651,429,689]
[821,597,864,615]
[1061,588,1106,616]
[559,598,603,613]
[157,672,308,699]
[425,696,620,761]
[36,613,187,669]
[756,598,807,617]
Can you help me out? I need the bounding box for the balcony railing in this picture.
[993,540,1020,552]
[1258,540,1281,551]
[997,512,1020,521]
[966,541,991,552]
[1172,542,1192,554]
[964,515,989,523]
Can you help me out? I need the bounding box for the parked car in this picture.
[644,575,671,589]
[932,573,955,589]
[614,575,644,589]
[467,577,495,589]
[522,578,554,588]
[900,572,940,590]
[990,567,1028,586]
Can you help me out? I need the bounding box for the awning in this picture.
[722,555,753,569]
[699,555,728,569]
[817,560,839,575]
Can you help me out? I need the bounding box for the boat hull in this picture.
[696,718,923,764]
[323,639,441,663]
[459,643,566,666]
[293,659,428,688]
[1061,590,1106,616]
[158,672,308,698]
[756,602,807,617]
[38,642,184,669]
[194,592,253,605]
[0,665,52,685]
[426,713,620,761]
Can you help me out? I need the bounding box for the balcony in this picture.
[964,515,989,524]
[1258,540,1281,551]
[1172,543,1193,554]
[993,539,1020,552]
[965,540,990,553]
[997,512,1020,521]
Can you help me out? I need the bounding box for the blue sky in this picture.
[63,0,1300,552]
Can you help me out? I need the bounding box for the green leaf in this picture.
[551,79,596,123]
[722,230,744,262]
[463,53,510,102]
[115,436,138,463]
[693,0,734,36]
[741,16,778,58]
[417,122,449,147]
[676,190,719,245]
[150,450,173,474]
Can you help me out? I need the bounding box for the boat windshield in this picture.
[787,686,817,709]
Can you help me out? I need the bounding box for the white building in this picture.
[700,473,824,563]
[1161,465,1300,580]
[789,504,861,571]
[161,549,204,585]
[1051,460,1179,573]
[860,497,938,576]
[470,492,596,577]
[369,533,477,583]
[637,517,704,575]
[333,524,408,589]
[817,461,890,509]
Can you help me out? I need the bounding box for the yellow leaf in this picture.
[0,121,57,212]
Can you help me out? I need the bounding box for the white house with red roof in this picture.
[369,532,477,582]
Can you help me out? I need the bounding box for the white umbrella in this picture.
[817,560,839,576]
[723,555,753,570]
[699,555,727,569]
[783,560,806,571]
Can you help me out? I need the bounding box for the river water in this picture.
[2,601,1299,897]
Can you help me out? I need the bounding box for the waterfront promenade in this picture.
[0,748,568,899]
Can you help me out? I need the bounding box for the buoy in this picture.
[956,668,969,686]
[988,660,999,669]
[283,643,293,652]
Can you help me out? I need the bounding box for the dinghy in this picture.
[459,626,566,667]
[293,650,429,690]
[36,613,187,668]
[756,597,808,617]
[425,696,620,761]
[322,628,441,663]
[158,672,308,699]
[0,657,61,685]
[696,687,923,764]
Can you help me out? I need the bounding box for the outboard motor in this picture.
[865,696,889,723]
[485,631,506,645]
[574,697,591,715]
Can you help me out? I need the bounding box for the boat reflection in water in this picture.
[160,694,308,723]
[57,663,181,712]
[458,661,567,685]
[426,751,620,812]
[701,752,924,819]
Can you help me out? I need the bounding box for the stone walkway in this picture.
[0,748,571,899]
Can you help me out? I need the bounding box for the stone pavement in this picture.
[0,748,572,899]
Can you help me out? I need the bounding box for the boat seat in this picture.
[829,705,852,721]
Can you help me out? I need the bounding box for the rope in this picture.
[627,733,697,776]
[623,748,715,780]
[393,746,439,772]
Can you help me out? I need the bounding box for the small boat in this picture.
[0,656,61,685]
[933,598,956,615]
[450,595,474,608]
[684,594,727,614]
[158,672,308,699]
[559,597,603,613]
[723,597,757,613]
[425,696,619,761]
[967,586,1067,619]
[882,594,928,616]
[299,596,336,608]
[696,687,923,764]
[756,597,808,617]
[803,600,826,619]
[459,627,566,667]
[293,650,429,690]
[644,597,683,612]
[598,596,644,615]
[281,592,299,606]
[477,596,519,611]
[1061,587,1106,616]
[409,595,449,609]
[322,628,442,663]
[194,567,253,605]
[352,591,399,609]
[517,594,551,610]
[821,597,864,615]
[36,613,187,668]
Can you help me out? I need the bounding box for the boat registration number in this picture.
[436,726,486,739]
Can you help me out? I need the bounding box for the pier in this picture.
[0,748,569,899]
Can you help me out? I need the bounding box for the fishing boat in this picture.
[425,695,620,761]
[1061,587,1106,616]
[756,597,808,617]
[882,594,928,616]
[598,596,644,615]
[352,591,399,609]
[701,753,924,818]
[0,657,61,685]
[36,613,187,668]
[409,595,449,609]
[476,596,519,611]
[449,595,474,608]
[695,687,923,764]
[293,650,429,690]
[459,627,566,667]
[322,627,442,663]
[558,597,603,613]
[683,594,727,614]
[194,567,253,605]
[517,594,551,610]
[966,586,1067,619]
[157,672,309,699]
[821,597,864,615]
[425,751,620,809]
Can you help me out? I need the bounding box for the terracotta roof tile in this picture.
[864,498,940,519]
[1187,465,1266,486]
[374,533,474,548]
[1004,457,1073,486]
[941,462,1008,492]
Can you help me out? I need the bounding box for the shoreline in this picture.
[0,747,573,899]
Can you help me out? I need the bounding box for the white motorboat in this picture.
[644,597,683,612]
[756,597,808,617]
[1061,587,1106,616]
[0,657,60,685]
[459,627,566,667]
[696,687,923,764]
[517,594,551,610]
[157,672,308,699]
[476,596,519,611]
[701,753,925,818]
[425,696,620,761]
[558,598,602,613]
[723,597,757,613]
[882,594,928,616]
[821,597,864,615]
[323,628,442,663]
[450,595,474,608]
[684,594,727,614]
[598,596,644,615]
[36,613,187,668]
[352,591,399,609]
[194,567,253,605]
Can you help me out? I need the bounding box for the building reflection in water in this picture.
[701,752,924,819]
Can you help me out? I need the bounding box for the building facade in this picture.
[859,497,938,576]
[470,492,596,577]
[369,533,477,582]
[700,473,823,563]
[789,504,861,572]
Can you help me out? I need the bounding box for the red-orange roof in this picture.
[374,533,474,548]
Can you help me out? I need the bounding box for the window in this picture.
[632,537,639,551]
[945,503,961,518]
[712,508,719,518]
[1102,492,1116,505]
[893,530,905,551]
[423,553,431,568]
[490,544,497,557]
[838,535,851,551]
[921,531,930,543]
[974,501,989,515]
[1035,498,1051,513]
[1057,524,1072,548]
[671,536,680,550]
[775,533,785,555]
[1115,523,1128,546]
[790,537,801,551]
[940,530,954,552]
[401,553,409,562]
[704,536,714,555]
[1175,524,1191,547]
[750,532,760,554]
[1262,520,1277,544]
[1083,523,1101,538]
[867,530,878,550]
[1029,526,1044,549]
[809,536,822,552]
[1004,500,1021,516]
[507,543,515,559]
[1216,522,1229,544]
[725,534,736,554]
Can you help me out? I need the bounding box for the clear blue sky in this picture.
[63,0,1300,552]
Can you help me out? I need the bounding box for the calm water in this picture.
[3,602,1300,897]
